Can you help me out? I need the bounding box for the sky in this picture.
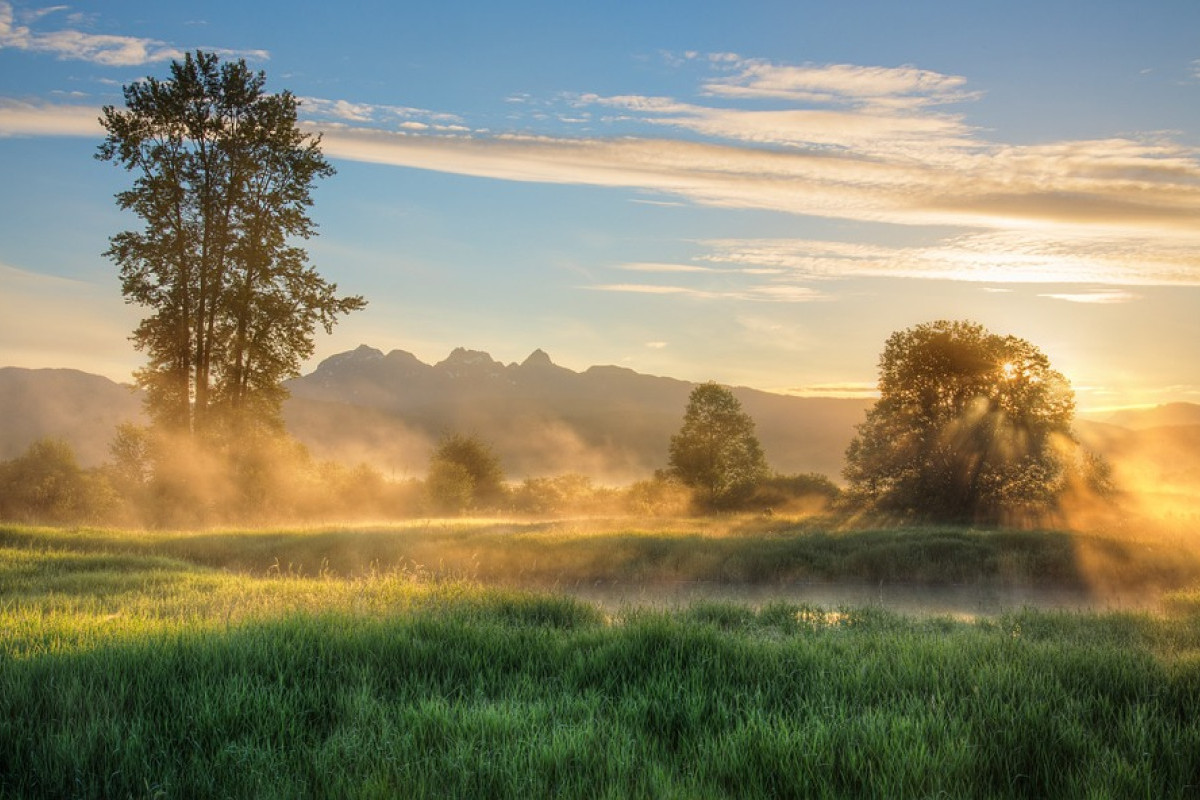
[1,0,1199,412]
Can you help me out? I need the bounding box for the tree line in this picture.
[1,315,1104,527]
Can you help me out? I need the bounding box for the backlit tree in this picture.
[98,51,364,440]
[668,382,769,509]
[844,320,1108,524]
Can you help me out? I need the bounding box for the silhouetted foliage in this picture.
[668,382,769,510]
[748,472,841,514]
[511,474,622,516]
[844,320,1109,524]
[0,439,118,524]
[427,433,507,513]
[97,51,364,442]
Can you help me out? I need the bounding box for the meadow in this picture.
[3,518,1200,798]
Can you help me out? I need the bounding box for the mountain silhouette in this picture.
[3,351,1199,491]
[282,345,872,482]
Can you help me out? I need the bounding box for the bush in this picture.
[0,439,120,524]
[748,473,841,514]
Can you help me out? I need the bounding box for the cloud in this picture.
[0,2,265,66]
[0,99,100,136]
[299,96,465,130]
[787,382,879,399]
[8,40,1200,286]
[617,261,782,275]
[0,1,180,65]
[306,112,1200,244]
[580,92,973,155]
[586,282,827,302]
[701,58,979,109]
[619,262,717,273]
[1038,291,1141,304]
[700,230,1200,287]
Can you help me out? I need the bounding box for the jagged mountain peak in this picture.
[435,347,506,378]
[520,348,555,368]
[438,347,500,366]
[311,344,384,377]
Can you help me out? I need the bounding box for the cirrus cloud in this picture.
[0,1,266,65]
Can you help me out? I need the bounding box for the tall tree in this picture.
[98,51,364,440]
[668,382,769,509]
[844,320,1107,524]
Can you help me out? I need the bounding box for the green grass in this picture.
[3,523,1200,798]
[4,515,1198,591]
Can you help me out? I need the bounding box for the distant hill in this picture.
[282,345,873,482]
[0,367,144,467]
[1076,418,1200,508]
[1101,402,1200,430]
[5,353,1200,493]
[0,350,872,481]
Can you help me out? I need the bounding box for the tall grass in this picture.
[3,525,1200,797]
[4,515,1198,592]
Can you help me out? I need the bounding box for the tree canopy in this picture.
[427,433,507,513]
[668,382,769,509]
[97,51,364,441]
[844,320,1107,524]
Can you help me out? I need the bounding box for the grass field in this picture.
[3,519,1200,798]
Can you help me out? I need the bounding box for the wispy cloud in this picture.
[301,51,1200,288]
[1038,291,1141,304]
[8,36,1200,289]
[617,261,782,275]
[699,57,979,109]
[577,91,972,156]
[786,382,879,399]
[586,282,827,303]
[299,96,467,131]
[700,231,1200,287]
[0,1,266,66]
[307,109,1200,247]
[0,98,100,136]
[618,262,717,273]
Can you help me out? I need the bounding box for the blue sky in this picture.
[1,0,1199,411]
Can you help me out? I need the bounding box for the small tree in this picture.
[844,319,1107,524]
[668,382,769,510]
[426,433,506,512]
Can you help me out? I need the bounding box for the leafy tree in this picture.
[0,439,117,524]
[427,434,506,512]
[844,319,1107,524]
[97,51,364,441]
[668,382,769,509]
[426,460,476,515]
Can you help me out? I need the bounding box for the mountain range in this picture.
[3,348,1200,493]
[281,345,871,482]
